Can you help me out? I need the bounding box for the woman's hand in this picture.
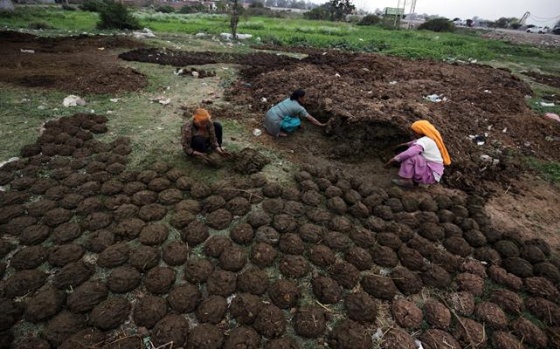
[217,147,232,158]
[385,158,398,168]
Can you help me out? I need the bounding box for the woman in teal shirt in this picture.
[264,89,325,137]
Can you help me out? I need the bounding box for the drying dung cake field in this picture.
[1,25,560,349]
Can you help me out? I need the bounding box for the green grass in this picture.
[5,6,560,64]
[525,158,560,182]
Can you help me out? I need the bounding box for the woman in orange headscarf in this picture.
[181,108,228,162]
[385,120,451,187]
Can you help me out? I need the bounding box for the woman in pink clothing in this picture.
[385,120,452,188]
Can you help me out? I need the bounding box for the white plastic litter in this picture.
[260,97,267,103]
[110,98,119,103]
[389,81,397,85]
[195,32,207,38]
[63,95,86,107]
[152,96,170,105]
[191,71,199,78]
[252,128,262,137]
[132,28,155,39]
[540,102,555,107]
[334,73,341,78]
[372,328,383,340]
[424,94,445,103]
[20,49,34,54]
[414,339,425,349]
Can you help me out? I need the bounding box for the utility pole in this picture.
[408,0,417,29]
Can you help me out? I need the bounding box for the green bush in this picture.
[179,4,206,14]
[304,6,329,20]
[28,21,52,30]
[156,5,175,13]
[80,0,104,12]
[357,14,380,26]
[418,18,455,32]
[97,0,141,30]
[61,4,76,11]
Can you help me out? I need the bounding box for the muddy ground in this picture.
[1,32,560,349]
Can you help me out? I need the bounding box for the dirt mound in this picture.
[120,46,560,193]
[0,31,146,94]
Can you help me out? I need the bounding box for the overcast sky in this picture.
[313,0,560,26]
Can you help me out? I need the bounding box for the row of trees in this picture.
[304,0,355,21]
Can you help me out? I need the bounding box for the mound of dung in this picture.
[230,293,263,325]
[293,306,327,338]
[344,292,377,323]
[328,319,372,349]
[188,323,224,349]
[196,295,227,324]
[223,326,261,349]
[233,148,271,174]
[91,297,131,330]
[132,295,167,329]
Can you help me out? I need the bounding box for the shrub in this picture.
[28,21,52,30]
[80,0,104,12]
[97,0,141,30]
[304,6,329,20]
[418,18,455,32]
[156,5,175,13]
[61,4,76,11]
[357,14,380,26]
[510,23,522,29]
[179,4,206,14]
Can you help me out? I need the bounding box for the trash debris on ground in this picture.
[479,154,499,165]
[110,98,119,103]
[20,49,34,54]
[62,95,86,107]
[152,96,170,105]
[389,81,397,85]
[539,101,555,107]
[424,94,447,103]
[252,128,262,137]
[195,32,207,38]
[132,28,156,39]
[545,112,560,122]
[175,67,216,78]
[469,134,487,146]
[484,89,492,93]
[219,33,253,41]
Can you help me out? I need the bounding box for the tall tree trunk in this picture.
[230,0,240,39]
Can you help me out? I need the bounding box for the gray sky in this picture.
[313,0,560,26]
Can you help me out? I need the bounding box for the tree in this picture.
[466,19,473,27]
[0,0,15,11]
[327,0,355,21]
[494,17,509,28]
[304,4,329,20]
[230,0,240,39]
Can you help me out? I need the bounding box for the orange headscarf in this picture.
[411,120,451,165]
[193,108,211,134]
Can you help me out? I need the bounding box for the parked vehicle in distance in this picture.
[526,26,549,34]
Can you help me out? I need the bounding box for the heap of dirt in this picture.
[0,31,147,94]
[120,46,560,193]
